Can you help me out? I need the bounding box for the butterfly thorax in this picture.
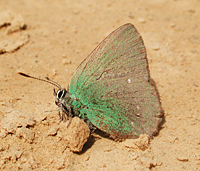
[54,88,96,130]
[54,88,89,121]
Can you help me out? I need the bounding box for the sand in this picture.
[0,0,199,170]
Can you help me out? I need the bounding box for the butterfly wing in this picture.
[69,23,163,138]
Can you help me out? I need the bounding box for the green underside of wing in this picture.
[68,23,162,138]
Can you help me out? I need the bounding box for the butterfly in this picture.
[19,23,163,139]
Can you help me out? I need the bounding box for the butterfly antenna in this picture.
[45,77,62,89]
[18,72,62,89]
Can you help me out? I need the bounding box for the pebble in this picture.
[62,58,71,65]
[52,69,57,76]
[0,10,26,34]
[177,156,189,162]
[1,110,34,134]
[152,44,160,51]
[123,134,149,150]
[128,13,134,19]
[24,119,36,127]
[47,127,58,136]
[58,117,90,152]
[140,157,153,168]
[0,129,8,138]
[16,127,35,143]
[170,23,176,28]
[137,18,146,23]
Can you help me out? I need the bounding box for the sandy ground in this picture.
[0,0,200,170]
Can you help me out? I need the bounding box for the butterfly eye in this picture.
[57,89,65,99]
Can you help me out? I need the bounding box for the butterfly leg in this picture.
[61,103,73,127]
[65,106,72,127]
[79,108,97,131]
[58,107,62,123]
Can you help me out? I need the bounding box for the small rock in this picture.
[24,119,36,127]
[0,10,27,34]
[58,29,63,33]
[15,150,23,159]
[52,69,57,76]
[177,156,189,162]
[103,147,112,152]
[152,44,160,51]
[140,157,157,168]
[137,18,146,23]
[47,127,58,136]
[11,150,23,163]
[62,59,71,65]
[1,110,34,134]
[16,127,35,143]
[123,139,138,149]
[0,11,29,54]
[35,112,47,123]
[140,157,152,168]
[102,164,106,168]
[170,23,176,28]
[123,134,149,150]
[128,13,134,19]
[73,10,80,15]
[130,153,138,160]
[58,117,90,152]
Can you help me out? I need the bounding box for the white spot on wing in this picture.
[128,78,131,83]
[136,113,140,117]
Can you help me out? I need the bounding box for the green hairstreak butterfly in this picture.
[19,23,163,139]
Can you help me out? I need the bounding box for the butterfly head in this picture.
[55,88,66,100]
[53,88,68,106]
